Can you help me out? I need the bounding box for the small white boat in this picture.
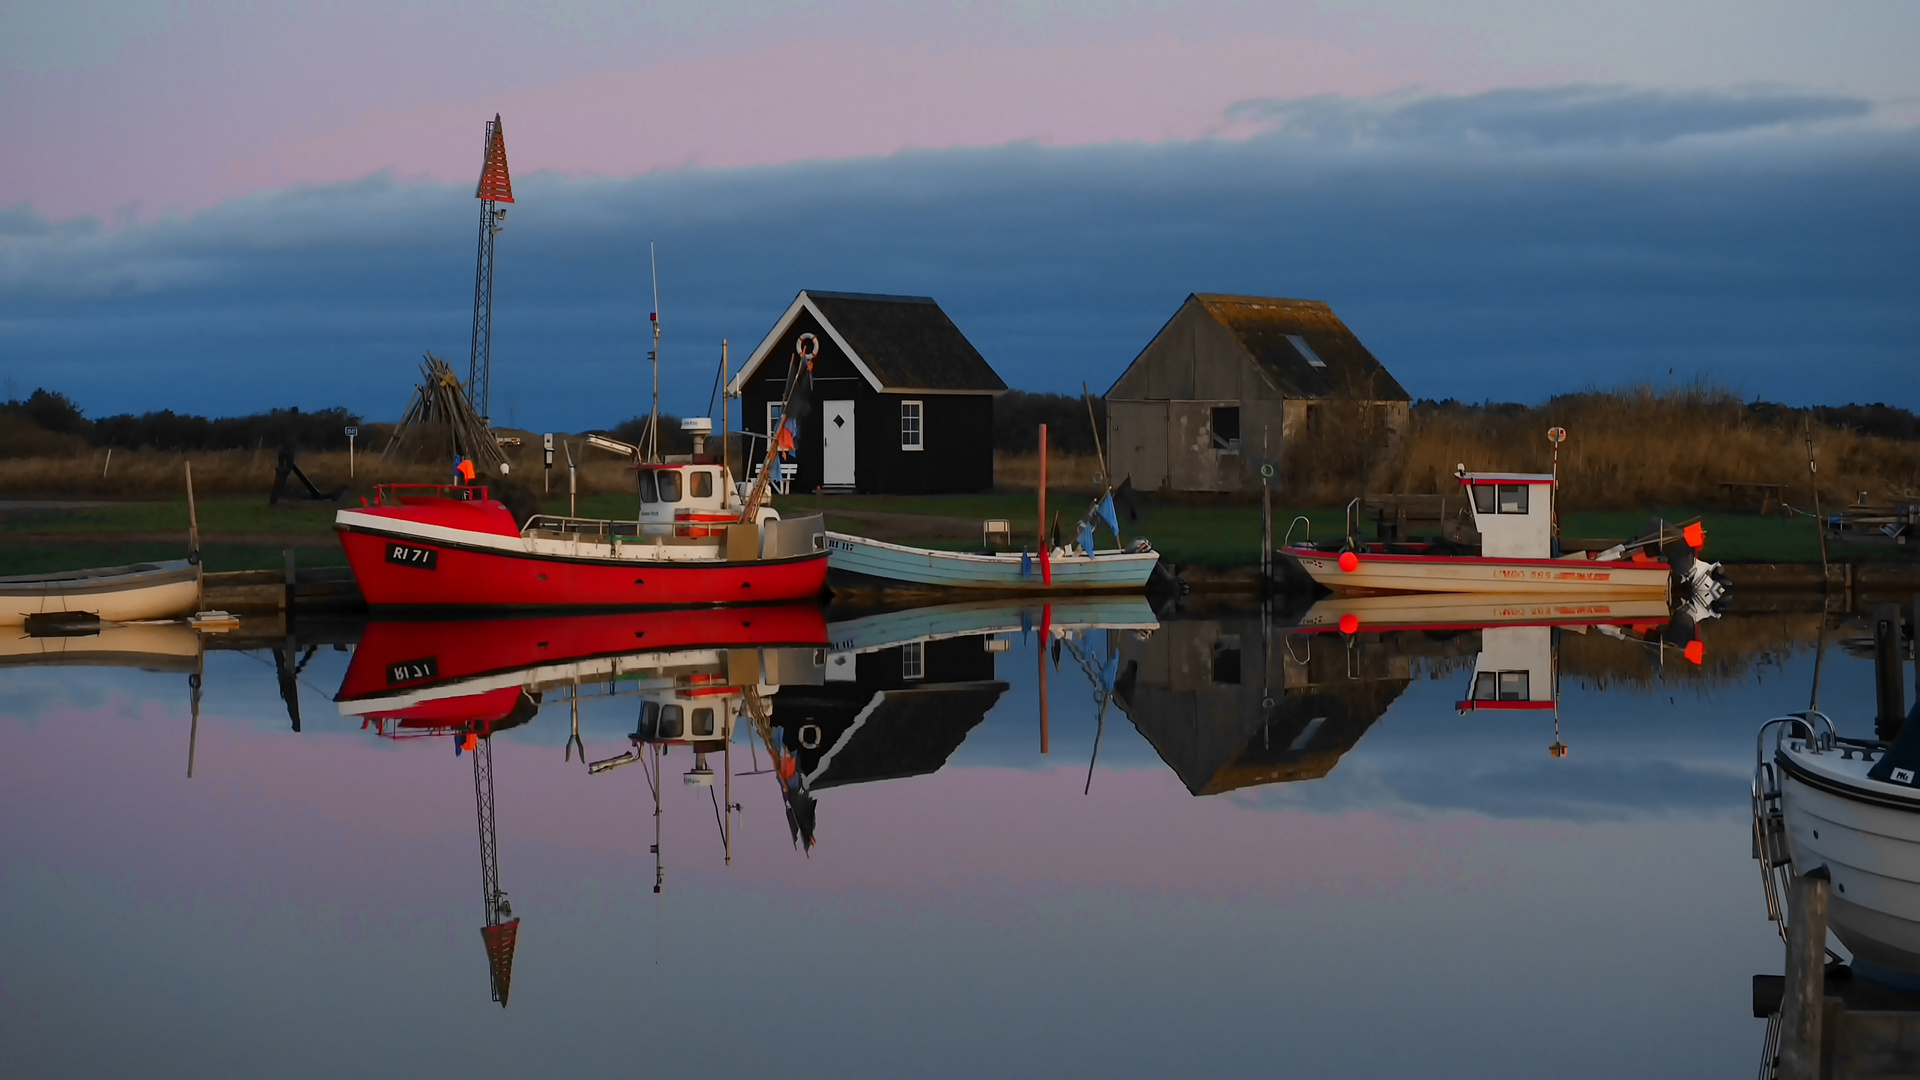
[0,560,202,625]
[1759,714,1920,984]
[1278,469,1700,599]
[826,531,1160,593]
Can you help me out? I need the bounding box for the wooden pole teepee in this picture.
[383,354,508,474]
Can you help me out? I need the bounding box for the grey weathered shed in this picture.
[1104,294,1411,493]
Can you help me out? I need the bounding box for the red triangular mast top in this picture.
[475,114,514,204]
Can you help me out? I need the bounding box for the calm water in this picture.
[0,596,1895,1078]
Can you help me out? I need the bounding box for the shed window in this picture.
[1286,334,1327,368]
[901,400,923,450]
[1210,407,1241,452]
[689,470,714,499]
[901,640,924,680]
[767,402,783,442]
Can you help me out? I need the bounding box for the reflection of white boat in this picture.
[0,620,203,670]
[0,560,202,625]
[825,595,1158,656]
[1292,593,1670,634]
[826,532,1159,593]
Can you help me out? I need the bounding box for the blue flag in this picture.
[1098,493,1119,536]
[1020,549,1033,577]
[1077,520,1097,556]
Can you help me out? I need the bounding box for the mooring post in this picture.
[1779,866,1831,1080]
[283,546,297,615]
[1876,603,1907,742]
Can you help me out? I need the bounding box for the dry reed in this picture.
[994,452,1105,493]
[1296,385,1920,510]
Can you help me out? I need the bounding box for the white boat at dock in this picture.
[0,560,202,625]
[1760,714,1920,983]
[1278,468,1719,601]
[826,531,1159,594]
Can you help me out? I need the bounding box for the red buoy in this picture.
[1338,613,1360,635]
[1338,551,1359,573]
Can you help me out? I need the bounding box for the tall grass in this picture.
[0,441,643,499]
[1297,384,1920,510]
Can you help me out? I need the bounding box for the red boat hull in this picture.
[336,523,828,608]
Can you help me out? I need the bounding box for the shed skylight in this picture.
[1286,334,1327,368]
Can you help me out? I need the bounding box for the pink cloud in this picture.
[2,12,1555,221]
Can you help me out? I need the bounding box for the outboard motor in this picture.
[1651,517,1728,617]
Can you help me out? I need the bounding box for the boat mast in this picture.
[647,243,661,464]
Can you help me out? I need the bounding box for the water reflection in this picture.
[4,589,1905,1076]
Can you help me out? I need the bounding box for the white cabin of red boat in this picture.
[1458,471,1554,558]
[636,462,739,527]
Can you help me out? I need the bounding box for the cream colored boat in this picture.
[0,560,203,625]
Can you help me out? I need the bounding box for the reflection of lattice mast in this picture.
[472,736,517,1006]
[469,115,514,426]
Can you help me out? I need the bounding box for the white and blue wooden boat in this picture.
[825,531,1159,593]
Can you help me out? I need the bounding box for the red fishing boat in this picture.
[334,461,828,609]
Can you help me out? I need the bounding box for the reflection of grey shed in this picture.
[1112,614,1409,796]
[1104,294,1411,493]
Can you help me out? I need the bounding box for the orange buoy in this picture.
[1338,613,1360,635]
[1338,551,1360,572]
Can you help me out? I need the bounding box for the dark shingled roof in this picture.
[806,291,1006,393]
[1195,294,1410,401]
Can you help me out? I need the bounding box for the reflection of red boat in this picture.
[336,603,829,732]
[334,478,828,609]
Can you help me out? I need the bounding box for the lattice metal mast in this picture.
[469,114,514,426]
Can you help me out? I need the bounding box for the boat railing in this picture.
[375,483,489,505]
[1751,711,1840,942]
[524,514,641,539]
[1344,498,1361,549]
[1282,515,1311,549]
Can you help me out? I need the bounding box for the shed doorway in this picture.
[823,400,857,488]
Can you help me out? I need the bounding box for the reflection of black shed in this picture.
[728,291,1006,495]
[1113,614,1409,795]
[773,636,1007,791]
[1104,294,1411,494]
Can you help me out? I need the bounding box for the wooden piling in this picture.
[1780,866,1831,1080]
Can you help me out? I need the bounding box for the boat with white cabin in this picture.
[1277,467,1723,602]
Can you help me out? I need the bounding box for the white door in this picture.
[823,400,856,487]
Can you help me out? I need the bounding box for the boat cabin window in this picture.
[691,707,715,738]
[689,470,713,500]
[657,704,684,739]
[655,470,682,503]
[637,701,659,738]
[639,472,657,502]
[1471,483,1530,515]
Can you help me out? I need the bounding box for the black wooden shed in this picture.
[728,291,1005,495]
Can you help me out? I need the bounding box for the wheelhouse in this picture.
[1458,471,1554,558]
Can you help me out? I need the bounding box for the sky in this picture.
[1,1,1916,428]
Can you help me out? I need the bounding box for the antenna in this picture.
[648,242,661,463]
